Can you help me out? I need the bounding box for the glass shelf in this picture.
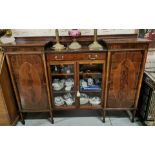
[80,90,102,93]
[79,72,102,75]
[79,62,104,108]
[53,90,76,94]
[52,73,74,76]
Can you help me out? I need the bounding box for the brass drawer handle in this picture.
[54,55,64,60]
[88,54,98,60]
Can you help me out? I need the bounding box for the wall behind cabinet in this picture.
[12,29,136,37]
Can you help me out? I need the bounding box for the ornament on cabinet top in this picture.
[68,29,82,50]
[52,29,65,51]
[89,29,103,50]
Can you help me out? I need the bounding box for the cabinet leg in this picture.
[132,110,136,123]
[102,110,106,123]
[20,112,25,125]
[49,111,54,124]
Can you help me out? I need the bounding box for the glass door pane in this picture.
[78,61,104,108]
[50,63,76,109]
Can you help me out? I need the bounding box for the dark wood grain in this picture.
[107,51,144,108]
[47,53,106,62]
[8,54,49,110]
[0,53,18,125]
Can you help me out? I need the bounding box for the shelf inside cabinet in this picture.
[79,72,102,75]
[80,104,102,109]
[80,90,102,93]
[51,73,74,76]
[53,90,76,94]
[54,105,77,110]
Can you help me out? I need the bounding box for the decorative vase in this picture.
[68,29,81,50]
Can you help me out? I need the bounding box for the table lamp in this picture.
[89,29,103,50]
[52,29,65,51]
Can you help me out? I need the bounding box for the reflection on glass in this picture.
[79,63,103,107]
[51,64,74,74]
[79,64,103,92]
[50,64,76,108]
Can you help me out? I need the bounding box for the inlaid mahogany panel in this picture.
[9,54,49,110]
[107,51,143,108]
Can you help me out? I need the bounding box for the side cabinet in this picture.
[0,53,18,125]
[6,47,53,124]
[107,50,144,108]
[7,54,49,110]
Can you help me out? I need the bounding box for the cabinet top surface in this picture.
[1,35,150,53]
[1,35,150,47]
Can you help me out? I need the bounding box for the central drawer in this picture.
[46,53,106,62]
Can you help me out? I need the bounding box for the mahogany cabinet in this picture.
[1,35,150,124]
[0,52,18,125]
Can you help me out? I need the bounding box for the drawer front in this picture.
[47,53,105,62]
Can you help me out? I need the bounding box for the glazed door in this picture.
[49,61,76,109]
[107,51,144,108]
[7,54,49,111]
[78,61,105,109]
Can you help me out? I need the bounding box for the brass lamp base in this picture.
[52,43,65,51]
[89,41,103,50]
[69,40,81,50]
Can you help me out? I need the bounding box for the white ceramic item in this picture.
[80,93,89,105]
[54,96,64,106]
[89,97,101,105]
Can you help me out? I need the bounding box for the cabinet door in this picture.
[8,54,49,110]
[78,61,105,109]
[107,51,143,108]
[49,61,76,109]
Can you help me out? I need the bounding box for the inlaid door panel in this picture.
[8,54,49,110]
[107,51,144,108]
